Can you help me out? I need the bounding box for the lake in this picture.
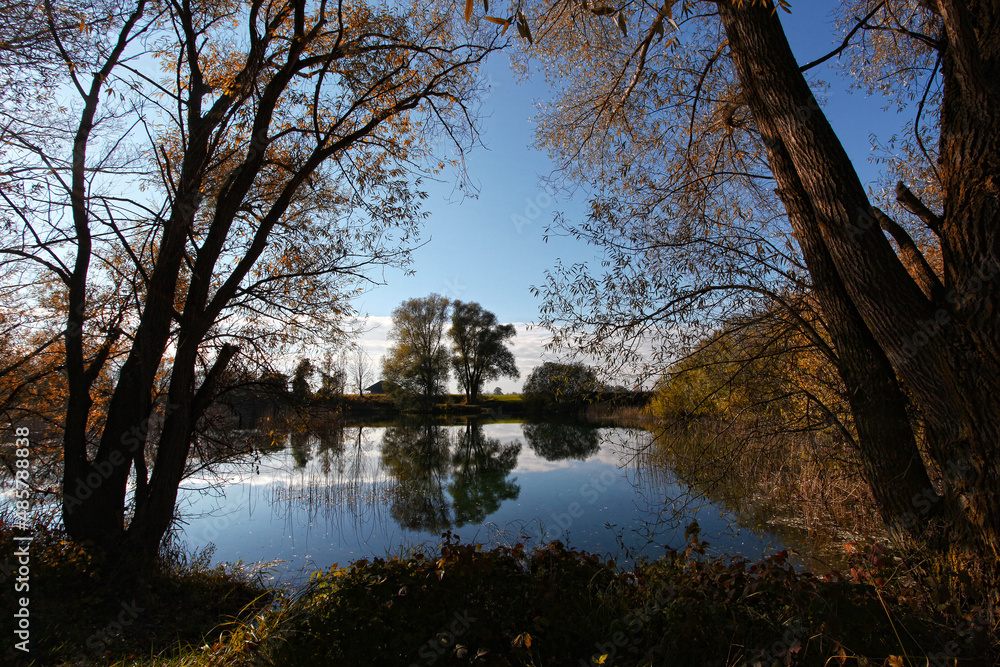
[174,418,834,585]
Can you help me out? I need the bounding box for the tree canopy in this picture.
[458,0,1000,554]
[522,361,599,407]
[0,0,500,557]
[382,294,452,401]
[448,301,519,403]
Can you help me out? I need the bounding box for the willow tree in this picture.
[448,301,518,403]
[382,294,452,401]
[0,0,498,558]
[467,0,999,553]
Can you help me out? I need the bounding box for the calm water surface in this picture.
[176,419,796,585]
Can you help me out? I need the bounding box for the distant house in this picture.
[365,381,387,395]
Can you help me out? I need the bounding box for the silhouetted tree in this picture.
[522,362,599,408]
[382,295,451,403]
[0,0,499,557]
[291,358,315,403]
[448,301,519,403]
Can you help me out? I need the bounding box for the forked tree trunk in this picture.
[123,342,238,558]
[719,0,1000,555]
[62,186,206,554]
[763,127,938,537]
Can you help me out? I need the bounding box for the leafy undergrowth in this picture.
[3,515,997,666]
[172,527,998,667]
[0,515,272,666]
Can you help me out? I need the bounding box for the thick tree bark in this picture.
[718,0,1000,555]
[764,129,937,537]
[936,0,1000,381]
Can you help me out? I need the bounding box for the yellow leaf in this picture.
[464,0,474,22]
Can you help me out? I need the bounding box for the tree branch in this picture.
[873,207,944,302]
[798,2,887,72]
[895,180,943,236]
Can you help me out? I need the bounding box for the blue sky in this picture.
[347,2,913,392]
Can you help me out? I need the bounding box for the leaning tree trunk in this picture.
[60,40,220,551]
[719,0,1000,556]
[761,123,938,537]
[62,206,196,552]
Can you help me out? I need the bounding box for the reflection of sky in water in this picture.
[175,422,789,586]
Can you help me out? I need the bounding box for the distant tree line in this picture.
[381,295,520,404]
[288,348,375,403]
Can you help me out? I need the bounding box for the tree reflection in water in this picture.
[289,430,312,469]
[380,420,521,532]
[521,422,600,460]
[449,422,520,526]
[380,422,453,531]
[288,417,346,470]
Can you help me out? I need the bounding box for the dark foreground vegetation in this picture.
[3,516,997,666]
[0,514,271,666]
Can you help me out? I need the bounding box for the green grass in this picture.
[482,394,526,403]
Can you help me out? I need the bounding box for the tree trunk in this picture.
[764,124,938,537]
[61,190,202,553]
[719,0,1000,555]
[125,341,238,557]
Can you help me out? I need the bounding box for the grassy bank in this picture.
[311,392,652,420]
[3,517,996,666]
